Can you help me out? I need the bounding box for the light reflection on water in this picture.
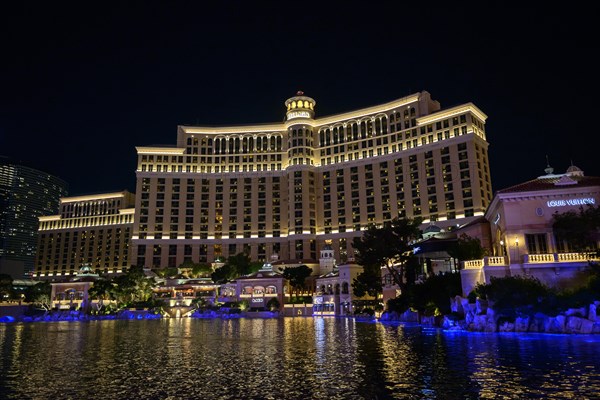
[1,318,599,399]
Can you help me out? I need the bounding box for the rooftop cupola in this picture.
[284,91,316,121]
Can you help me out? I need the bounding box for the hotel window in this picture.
[525,234,548,255]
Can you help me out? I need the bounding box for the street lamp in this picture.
[514,237,520,264]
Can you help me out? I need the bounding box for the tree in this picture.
[552,205,600,252]
[227,252,262,277]
[352,217,423,292]
[447,234,487,266]
[211,264,236,284]
[211,253,262,283]
[177,260,213,278]
[112,265,157,306]
[408,273,462,316]
[154,267,178,279]
[24,281,52,311]
[352,266,382,298]
[191,263,213,278]
[88,279,114,300]
[88,279,115,312]
[282,265,312,296]
[266,297,280,311]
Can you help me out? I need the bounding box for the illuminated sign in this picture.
[287,111,310,120]
[547,198,595,207]
[251,298,264,303]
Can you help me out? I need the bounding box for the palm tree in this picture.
[88,279,114,313]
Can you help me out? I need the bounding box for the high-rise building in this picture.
[132,91,493,269]
[35,191,135,279]
[0,157,68,277]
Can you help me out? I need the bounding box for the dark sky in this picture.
[1,2,596,196]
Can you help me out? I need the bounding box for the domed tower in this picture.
[319,242,336,276]
[284,92,318,260]
[284,91,316,167]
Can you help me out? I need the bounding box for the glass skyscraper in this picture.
[0,157,68,277]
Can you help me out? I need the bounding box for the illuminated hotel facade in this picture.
[132,91,493,268]
[35,191,135,278]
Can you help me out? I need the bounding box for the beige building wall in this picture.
[132,91,493,269]
[35,191,135,278]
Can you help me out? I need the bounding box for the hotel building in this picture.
[0,156,68,277]
[35,191,135,279]
[132,91,492,270]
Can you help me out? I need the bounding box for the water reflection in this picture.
[1,319,599,399]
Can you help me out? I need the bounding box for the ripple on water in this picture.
[1,319,600,399]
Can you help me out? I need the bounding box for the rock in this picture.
[545,315,566,333]
[442,315,462,329]
[469,315,487,332]
[565,307,587,318]
[461,298,471,313]
[515,316,530,332]
[476,299,488,315]
[485,317,498,332]
[499,321,515,332]
[451,296,465,314]
[420,315,435,326]
[589,304,598,322]
[566,316,594,334]
[401,309,419,322]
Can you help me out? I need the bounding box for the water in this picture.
[1,318,599,399]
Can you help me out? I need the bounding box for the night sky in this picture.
[1,2,596,196]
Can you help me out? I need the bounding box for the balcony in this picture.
[463,252,599,269]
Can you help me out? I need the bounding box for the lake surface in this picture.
[1,317,600,399]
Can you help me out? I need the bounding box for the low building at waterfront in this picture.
[461,164,600,295]
[314,260,372,316]
[49,264,103,311]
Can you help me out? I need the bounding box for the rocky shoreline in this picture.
[380,296,600,334]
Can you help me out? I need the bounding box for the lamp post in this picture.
[514,237,520,264]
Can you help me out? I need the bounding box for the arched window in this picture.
[342,282,349,294]
[266,285,277,294]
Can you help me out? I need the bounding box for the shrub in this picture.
[387,294,410,314]
[359,308,375,316]
[476,276,550,311]
[467,291,477,304]
[266,298,280,311]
